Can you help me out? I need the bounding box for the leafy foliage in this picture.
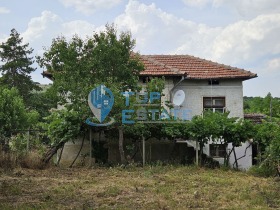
[253,121,280,176]
[244,93,280,175]
[0,87,38,137]
[0,87,39,153]
[43,109,84,146]
[161,123,188,140]
[0,29,39,105]
[28,86,59,121]
[37,25,144,164]
[244,93,280,120]
[37,24,144,111]
[254,122,279,150]
[186,111,255,167]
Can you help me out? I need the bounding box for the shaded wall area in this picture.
[107,139,196,165]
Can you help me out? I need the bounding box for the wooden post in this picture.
[196,140,198,166]
[142,135,145,166]
[89,128,92,166]
[149,143,152,162]
[26,128,30,151]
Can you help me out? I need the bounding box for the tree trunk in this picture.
[56,144,65,166]
[69,133,86,168]
[42,141,65,164]
[224,146,233,167]
[118,126,126,164]
[199,143,203,166]
[233,146,239,169]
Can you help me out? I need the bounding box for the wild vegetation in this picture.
[0,29,40,106]
[244,93,280,121]
[0,27,279,173]
[0,166,280,209]
[244,94,280,176]
[0,25,280,209]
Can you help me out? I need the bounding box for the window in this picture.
[210,144,226,158]
[208,79,219,85]
[203,97,225,113]
[142,76,151,83]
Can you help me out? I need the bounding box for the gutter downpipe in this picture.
[169,74,200,164]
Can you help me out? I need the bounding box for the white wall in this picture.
[173,79,244,118]
[161,77,252,170]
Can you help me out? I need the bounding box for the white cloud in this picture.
[115,0,213,54]
[113,1,279,97]
[59,0,123,15]
[62,20,96,39]
[21,11,97,52]
[22,11,62,44]
[21,3,280,75]
[19,11,97,84]
[0,34,8,43]
[4,0,279,95]
[0,7,10,14]
[189,0,280,19]
[225,0,280,18]
[267,58,280,73]
[211,14,280,66]
[182,0,211,8]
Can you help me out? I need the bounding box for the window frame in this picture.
[209,144,227,158]
[208,79,220,85]
[203,97,226,113]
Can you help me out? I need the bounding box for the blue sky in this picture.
[1,0,280,97]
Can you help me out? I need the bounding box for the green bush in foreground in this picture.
[248,165,277,177]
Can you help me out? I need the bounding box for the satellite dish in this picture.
[173,90,185,106]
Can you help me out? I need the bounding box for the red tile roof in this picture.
[42,54,257,81]
[139,55,257,80]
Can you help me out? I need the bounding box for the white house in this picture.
[43,54,257,169]
[137,55,257,170]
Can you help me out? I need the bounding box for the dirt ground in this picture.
[0,166,280,209]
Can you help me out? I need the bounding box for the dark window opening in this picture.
[142,76,151,83]
[210,144,226,158]
[208,80,220,85]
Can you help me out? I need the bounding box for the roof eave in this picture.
[42,71,54,81]
[139,74,258,80]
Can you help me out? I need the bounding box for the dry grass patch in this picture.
[0,165,279,209]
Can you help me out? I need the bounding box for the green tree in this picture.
[224,119,254,169]
[42,109,83,164]
[253,121,280,174]
[187,111,255,168]
[37,25,143,107]
[268,136,280,175]
[37,24,144,164]
[188,111,221,165]
[0,29,39,105]
[0,87,39,148]
[244,93,280,120]
[28,86,59,121]
[210,112,256,168]
[254,122,279,153]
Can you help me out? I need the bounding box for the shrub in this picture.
[18,151,45,169]
[248,165,277,177]
[0,150,17,171]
